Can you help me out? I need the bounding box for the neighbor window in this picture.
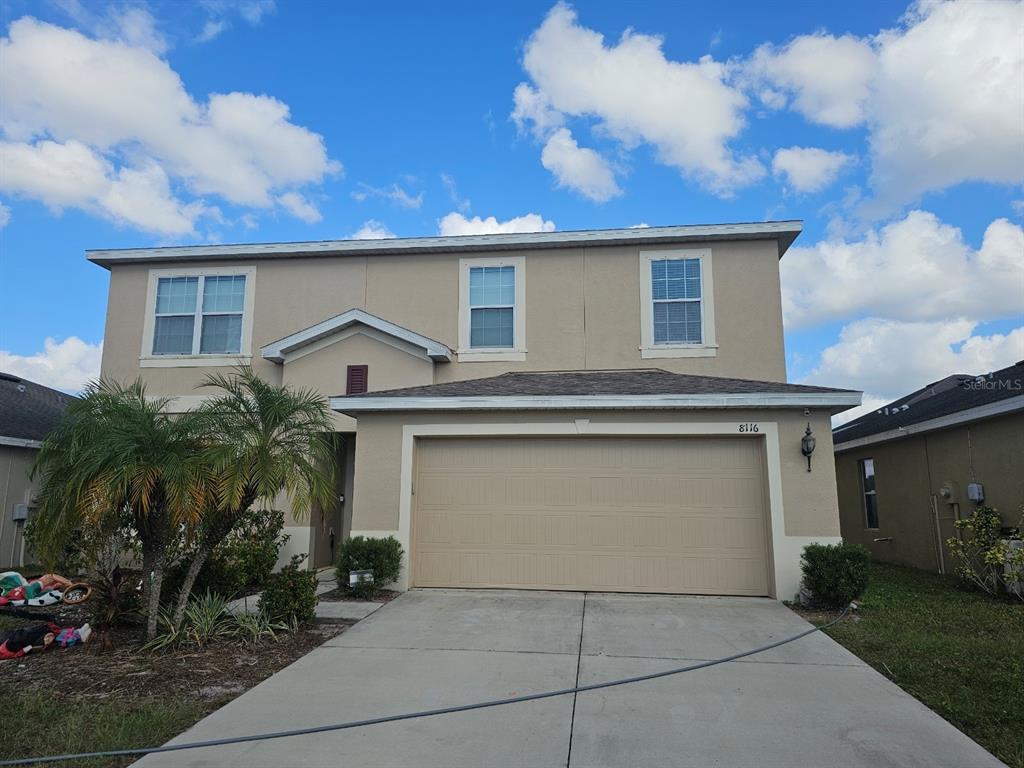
[152,274,247,356]
[650,258,702,345]
[468,265,515,348]
[860,458,878,529]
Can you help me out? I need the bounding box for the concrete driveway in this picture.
[134,590,1003,768]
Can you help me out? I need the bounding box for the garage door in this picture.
[412,436,772,596]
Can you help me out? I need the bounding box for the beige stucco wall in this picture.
[0,445,36,568]
[347,407,840,598]
[99,238,788,396]
[836,412,1024,572]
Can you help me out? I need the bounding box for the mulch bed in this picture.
[0,607,353,705]
[318,588,401,604]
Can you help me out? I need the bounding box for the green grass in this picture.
[0,689,212,768]
[819,562,1024,768]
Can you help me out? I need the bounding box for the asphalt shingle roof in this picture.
[0,373,74,443]
[343,369,856,399]
[833,361,1024,445]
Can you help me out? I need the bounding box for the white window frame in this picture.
[140,265,256,367]
[638,248,717,359]
[457,255,526,362]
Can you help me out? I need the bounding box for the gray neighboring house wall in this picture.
[833,361,1024,573]
[0,373,74,568]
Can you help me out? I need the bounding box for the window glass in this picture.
[468,265,515,348]
[200,314,243,354]
[470,307,514,348]
[861,458,879,529]
[202,275,246,313]
[650,258,703,345]
[153,316,195,355]
[155,277,197,314]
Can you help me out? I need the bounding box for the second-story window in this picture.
[651,258,702,345]
[152,274,247,356]
[469,266,515,348]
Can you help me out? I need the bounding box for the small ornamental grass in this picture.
[800,542,870,608]
[335,536,404,599]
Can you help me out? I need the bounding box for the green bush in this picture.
[947,506,1023,600]
[165,509,287,600]
[335,536,403,598]
[800,542,870,608]
[260,554,318,625]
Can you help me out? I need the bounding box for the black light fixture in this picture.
[801,422,816,472]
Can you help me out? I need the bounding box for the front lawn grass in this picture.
[801,562,1024,768]
[0,691,212,768]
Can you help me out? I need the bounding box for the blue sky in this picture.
[0,0,1021,420]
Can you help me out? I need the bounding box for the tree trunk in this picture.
[140,538,155,627]
[146,554,166,640]
[171,536,214,628]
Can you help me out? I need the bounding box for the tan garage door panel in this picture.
[412,436,771,596]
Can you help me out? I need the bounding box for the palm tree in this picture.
[31,380,209,640]
[171,368,335,627]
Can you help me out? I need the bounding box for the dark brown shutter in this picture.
[346,364,368,394]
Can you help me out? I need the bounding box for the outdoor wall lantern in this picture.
[801,423,816,472]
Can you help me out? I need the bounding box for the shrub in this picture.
[260,554,318,625]
[165,509,288,600]
[232,611,288,645]
[335,536,403,598]
[947,506,1024,600]
[800,542,870,608]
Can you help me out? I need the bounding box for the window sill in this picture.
[140,354,252,368]
[456,349,527,363]
[640,345,718,359]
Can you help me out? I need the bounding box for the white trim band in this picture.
[261,308,452,363]
[331,392,862,413]
[0,436,43,449]
[834,394,1024,452]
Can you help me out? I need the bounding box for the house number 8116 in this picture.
[738,423,759,433]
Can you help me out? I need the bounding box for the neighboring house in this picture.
[89,221,861,600]
[0,373,74,568]
[833,361,1024,573]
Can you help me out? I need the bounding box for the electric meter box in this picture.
[967,483,985,503]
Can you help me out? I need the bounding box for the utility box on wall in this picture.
[967,483,985,503]
[11,503,28,522]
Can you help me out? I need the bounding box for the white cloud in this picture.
[276,191,321,223]
[0,337,103,394]
[748,1,1024,208]
[440,173,470,213]
[196,19,229,43]
[350,220,396,240]
[782,211,1024,329]
[0,17,338,234]
[438,212,555,236]
[514,3,763,196]
[0,139,201,234]
[804,318,1024,407]
[772,146,853,193]
[0,202,9,228]
[237,0,276,25]
[352,182,423,209]
[540,128,621,202]
[194,0,277,43]
[748,34,876,128]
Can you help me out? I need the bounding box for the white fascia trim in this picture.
[87,220,804,266]
[261,308,452,363]
[331,392,863,413]
[834,395,1024,453]
[0,436,43,449]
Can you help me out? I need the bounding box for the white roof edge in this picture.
[834,394,1024,452]
[87,221,804,267]
[261,308,452,363]
[0,435,43,449]
[329,391,862,414]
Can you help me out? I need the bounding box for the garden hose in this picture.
[0,605,850,766]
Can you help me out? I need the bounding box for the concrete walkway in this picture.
[134,590,1004,768]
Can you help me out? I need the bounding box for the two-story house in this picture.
[89,221,861,600]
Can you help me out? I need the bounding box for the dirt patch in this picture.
[318,588,401,604]
[1,609,353,705]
